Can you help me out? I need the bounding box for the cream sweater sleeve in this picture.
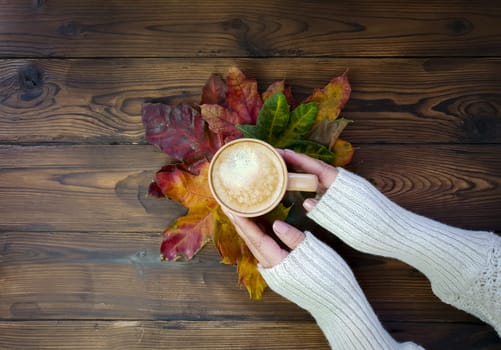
[259,232,424,349]
[307,168,501,336]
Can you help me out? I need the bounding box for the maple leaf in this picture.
[306,71,351,123]
[201,74,227,105]
[200,67,264,144]
[155,161,218,260]
[142,103,221,171]
[225,67,263,125]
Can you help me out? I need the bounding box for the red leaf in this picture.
[225,67,262,125]
[200,104,243,143]
[263,80,297,108]
[161,207,216,260]
[142,102,222,167]
[201,74,227,105]
[156,161,218,261]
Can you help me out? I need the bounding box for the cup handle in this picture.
[287,173,319,192]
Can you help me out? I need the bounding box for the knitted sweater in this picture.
[259,168,500,349]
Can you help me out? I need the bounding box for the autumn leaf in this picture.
[142,103,221,170]
[333,138,355,166]
[200,104,244,144]
[308,118,353,149]
[155,161,218,260]
[212,206,242,265]
[262,80,297,108]
[201,67,264,145]
[238,246,267,300]
[225,67,263,125]
[306,71,351,123]
[201,74,227,105]
[161,207,216,260]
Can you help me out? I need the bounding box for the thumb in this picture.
[303,198,319,212]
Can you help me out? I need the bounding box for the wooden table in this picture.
[1,1,500,349]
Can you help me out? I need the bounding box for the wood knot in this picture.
[447,18,473,35]
[223,18,246,30]
[32,0,45,8]
[18,63,44,93]
[58,21,85,37]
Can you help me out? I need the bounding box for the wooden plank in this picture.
[0,320,499,350]
[0,231,490,323]
[1,1,500,58]
[1,58,500,144]
[351,145,501,231]
[0,144,499,233]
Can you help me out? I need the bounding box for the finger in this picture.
[222,208,287,268]
[280,149,338,188]
[272,220,305,250]
[303,198,319,212]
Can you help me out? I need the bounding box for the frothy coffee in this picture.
[210,140,285,215]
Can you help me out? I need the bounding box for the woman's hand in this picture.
[222,208,305,268]
[222,149,338,268]
[277,148,338,211]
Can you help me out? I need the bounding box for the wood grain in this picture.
[1,58,500,144]
[0,0,500,58]
[0,320,499,350]
[0,231,488,323]
[0,144,498,233]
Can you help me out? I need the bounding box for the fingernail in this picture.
[303,198,318,212]
[272,220,289,235]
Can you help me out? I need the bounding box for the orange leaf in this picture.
[156,161,218,260]
[161,207,216,260]
[306,71,351,123]
[155,161,215,208]
[333,138,355,167]
[212,206,242,265]
[262,80,285,101]
[237,245,267,300]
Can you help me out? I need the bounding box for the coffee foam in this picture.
[211,142,283,213]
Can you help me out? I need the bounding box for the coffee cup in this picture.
[208,138,319,217]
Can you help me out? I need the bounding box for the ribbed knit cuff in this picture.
[307,167,501,335]
[259,232,423,349]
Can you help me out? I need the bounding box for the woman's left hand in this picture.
[222,208,305,268]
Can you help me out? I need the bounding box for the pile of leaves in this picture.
[141,67,353,299]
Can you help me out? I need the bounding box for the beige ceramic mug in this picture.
[208,138,319,217]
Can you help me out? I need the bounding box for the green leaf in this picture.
[287,140,336,163]
[255,92,290,145]
[275,102,318,148]
[236,124,262,139]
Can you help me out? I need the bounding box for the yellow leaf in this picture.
[333,138,355,167]
[306,71,351,123]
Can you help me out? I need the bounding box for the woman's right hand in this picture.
[277,148,338,211]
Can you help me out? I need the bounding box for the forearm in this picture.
[259,232,424,349]
[307,168,501,335]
